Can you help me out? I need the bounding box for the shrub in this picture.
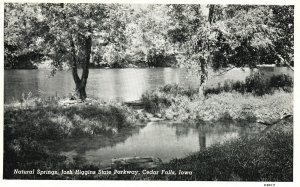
[245,72,270,96]
[231,80,246,93]
[141,91,172,113]
[159,84,198,98]
[269,74,293,92]
[146,48,178,67]
[204,73,293,96]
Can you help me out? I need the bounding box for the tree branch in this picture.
[258,114,293,134]
[278,54,294,71]
[212,67,235,77]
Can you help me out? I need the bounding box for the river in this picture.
[4,67,293,103]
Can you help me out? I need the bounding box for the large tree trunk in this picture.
[78,32,92,100]
[69,33,92,100]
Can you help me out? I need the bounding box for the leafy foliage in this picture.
[166,4,294,89]
[4,4,294,97]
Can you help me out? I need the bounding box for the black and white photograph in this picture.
[1,0,297,184]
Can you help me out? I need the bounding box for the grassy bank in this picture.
[3,97,145,179]
[141,85,293,123]
[152,120,293,181]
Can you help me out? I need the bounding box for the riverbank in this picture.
[152,120,293,181]
[141,85,293,124]
[3,85,293,180]
[3,97,146,178]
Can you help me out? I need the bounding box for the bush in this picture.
[245,72,270,95]
[231,81,246,94]
[159,84,198,98]
[204,73,293,96]
[146,48,178,67]
[141,91,172,113]
[269,74,293,92]
[141,84,199,114]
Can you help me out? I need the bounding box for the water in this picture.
[5,67,287,166]
[4,67,292,103]
[58,122,257,167]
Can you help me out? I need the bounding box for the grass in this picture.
[141,84,293,123]
[150,119,293,181]
[3,79,294,180]
[137,81,293,181]
[3,96,145,179]
[4,98,141,138]
[118,121,292,182]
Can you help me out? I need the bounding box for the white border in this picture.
[0,1,299,187]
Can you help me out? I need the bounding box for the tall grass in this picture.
[141,84,293,122]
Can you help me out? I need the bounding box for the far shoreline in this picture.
[4,63,289,71]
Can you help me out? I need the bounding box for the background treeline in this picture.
[4,4,294,69]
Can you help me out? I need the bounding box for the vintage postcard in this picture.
[1,0,298,186]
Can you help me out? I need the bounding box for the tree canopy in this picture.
[4,3,294,98]
[165,4,293,94]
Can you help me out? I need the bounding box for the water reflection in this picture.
[58,122,255,166]
[174,125,191,137]
[198,131,206,151]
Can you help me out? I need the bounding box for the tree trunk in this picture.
[197,5,214,97]
[75,82,87,100]
[208,5,215,24]
[198,58,208,97]
[198,81,206,96]
[69,33,92,100]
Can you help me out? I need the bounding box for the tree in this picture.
[39,3,110,100]
[270,5,294,68]
[4,3,45,69]
[167,4,209,94]
[5,3,111,100]
[98,4,132,68]
[167,4,293,95]
[124,4,175,67]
